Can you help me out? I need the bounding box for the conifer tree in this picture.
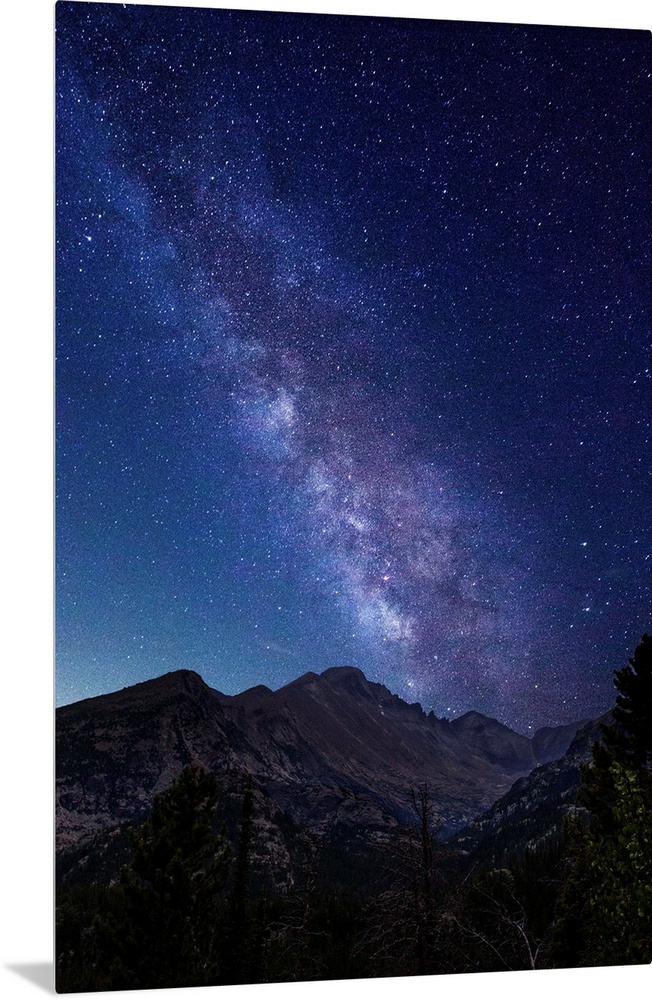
[549,635,652,968]
[222,776,256,984]
[610,632,652,769]
[580,633,652,835]
[94,765,231,990]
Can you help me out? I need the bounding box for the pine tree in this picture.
[582,760,652,965]
[94,765,231,990]
[549,635,652,968]
[610,632,652,769]
[222,776,256,984]
[580,633,652,835]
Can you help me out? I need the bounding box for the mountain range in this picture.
[56,665,595,888]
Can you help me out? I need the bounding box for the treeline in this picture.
[56,635,652,991]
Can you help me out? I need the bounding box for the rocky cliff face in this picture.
[56,666,591,882]
[222,667,534,837]
[450,714,610,862]
[56,670,237,853]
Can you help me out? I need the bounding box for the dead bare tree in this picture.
[264,830,327,981]
[358,782,445,977]
[444,867,545,972]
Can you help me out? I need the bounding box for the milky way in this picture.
[56,2,651,731]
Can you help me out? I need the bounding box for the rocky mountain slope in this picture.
[56,666,590,884]
[450,713,610,863]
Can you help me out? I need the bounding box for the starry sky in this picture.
[55,0,650,733]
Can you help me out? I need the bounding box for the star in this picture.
[54,2,650,732]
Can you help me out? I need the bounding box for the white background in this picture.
[1,1,650,997]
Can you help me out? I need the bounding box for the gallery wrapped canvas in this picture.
[55,1,651,993]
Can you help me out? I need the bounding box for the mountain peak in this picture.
[283,666,373,696]
[156,668,208,688]
[135,668,217,701]
[452,710,505,730]
[320,665,381,700]
[57,668,215,717]
[321,665,366,683]
[450,709,535,774]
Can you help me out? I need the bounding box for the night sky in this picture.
[55,1,651,733]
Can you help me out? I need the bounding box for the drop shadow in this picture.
[5,963,55,994]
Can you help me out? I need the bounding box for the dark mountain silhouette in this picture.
[449,710,536,773]
[532,717,592,765]
[56,666,590,885]
[450,714,610,863]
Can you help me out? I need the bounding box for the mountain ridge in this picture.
[58,666,594,739]
[57,664,592,878]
